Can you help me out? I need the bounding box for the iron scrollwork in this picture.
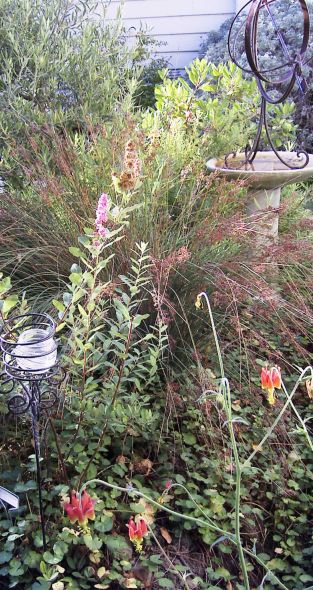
[226,0,310,170]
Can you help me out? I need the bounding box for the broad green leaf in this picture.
[72,289,85,303]
[43,551,62,565]
[0,551,12,564]
[0,276,11,295]
[69,247,85,257]
[2,294,18,315]
[266,558,286,571]
[69,272,82,285]
[52,299,65,312]
[14,480,37,492]
[83,534,102,552]
[182,433,196,445]
[158,579,174,588]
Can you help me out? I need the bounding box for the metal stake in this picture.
[30,384,47,551]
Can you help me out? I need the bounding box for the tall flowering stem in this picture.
[244,365,313,469]
[195,292,250,590]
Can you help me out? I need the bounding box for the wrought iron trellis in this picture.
[0,313,64,550]
[226,0,311,170]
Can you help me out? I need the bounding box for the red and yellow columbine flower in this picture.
[127,517,148,552]
[261,366,282,406]
[64,490,96,526]
[306,378,313,399]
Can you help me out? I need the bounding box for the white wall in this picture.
[104,0,236,72]
[236,0,248,10]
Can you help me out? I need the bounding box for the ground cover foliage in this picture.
[0,2,313,589]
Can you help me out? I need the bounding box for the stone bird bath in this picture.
[207,151,313,244]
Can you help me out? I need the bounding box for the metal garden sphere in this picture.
[226,0,311,169]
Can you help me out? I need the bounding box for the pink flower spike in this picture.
[98,226,109,238]
[95,193,110,238]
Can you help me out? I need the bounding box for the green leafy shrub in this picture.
[153,59,297,155]
[0,221,169,588]
[0,0,166,189]
[132,30,169,109]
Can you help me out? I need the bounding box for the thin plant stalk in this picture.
[281,380,313,451]
[196,291,250,590]
[80,478,289,590]
[146,523,191,590]
[243,366,313,469]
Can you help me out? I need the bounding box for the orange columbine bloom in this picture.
[127,517,148,552]
[64,490,96,526]
[306,378,313,399]
[261,366,282,406]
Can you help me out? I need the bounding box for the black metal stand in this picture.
[30,384,47,551]
[226,0,310,170]
[0,312,64,552]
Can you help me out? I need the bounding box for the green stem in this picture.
[162,482,221,529]
[81,479,228,536]
[49,417,70,486]
[243,366,313,469]
[147,523,190,590]
[281,381,313,451]
[223,377,250,590]
[198,292,250,590]
[80,478,288,590]
[197,292,225,380]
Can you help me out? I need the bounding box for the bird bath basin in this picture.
[206,151,313,243]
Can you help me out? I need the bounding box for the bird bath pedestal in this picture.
[207,152,313,246]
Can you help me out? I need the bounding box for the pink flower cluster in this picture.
[95,193,110,238]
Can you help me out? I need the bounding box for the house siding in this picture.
[104,0,238,72]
